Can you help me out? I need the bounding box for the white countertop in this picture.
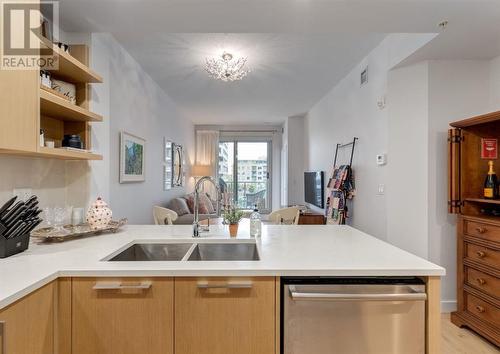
[0,223,445,309]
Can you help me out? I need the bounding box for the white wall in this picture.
[427,60,491,311]
[491,55,500,111]
[387,60,491,311]
[304,34,431,239]
[387,62,429,257]
[281,120,289,207]
[0,32,194,225]
[286,116,305,205]
[89,34,194,224]
[303,32,499,310]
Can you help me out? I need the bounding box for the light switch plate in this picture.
[377,184,385,195]
[376,154,387,166]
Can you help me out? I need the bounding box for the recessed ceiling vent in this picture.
[361,66,368,86]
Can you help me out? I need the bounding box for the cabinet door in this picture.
[72,277,173,354]
[0,69,39,152]
[175,277,276,354]
[0,282,54,354]
[448,128,462,213]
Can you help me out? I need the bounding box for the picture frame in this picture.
[172,143,185,187]
[164,138,173,190]
[120,131,146,183]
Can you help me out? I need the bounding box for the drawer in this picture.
[465,243,500,267]
[466,267,500,299]
[464,220,500,242]
[466,293,500,327]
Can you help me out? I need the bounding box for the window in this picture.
[218,140,271,212]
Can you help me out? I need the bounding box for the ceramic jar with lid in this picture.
[86,197,112,230]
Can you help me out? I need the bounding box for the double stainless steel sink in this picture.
[106,242,260,262]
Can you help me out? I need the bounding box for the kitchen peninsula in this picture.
[0,223,444,354]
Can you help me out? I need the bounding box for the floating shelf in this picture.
[41,37,103,84]
[40,88,102,122]
[0,147,102,160]
[37,147,102,160]
[464,198,500,205]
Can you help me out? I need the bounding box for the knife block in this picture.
[0,223,30,258]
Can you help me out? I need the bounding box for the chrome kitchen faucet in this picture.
[192,176,221,238]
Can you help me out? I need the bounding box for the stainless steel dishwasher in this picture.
[282,277,427,354]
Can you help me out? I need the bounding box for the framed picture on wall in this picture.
[120,131,146,183]
[164,138,173,190]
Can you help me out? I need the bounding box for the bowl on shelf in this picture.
[62,135,83,149]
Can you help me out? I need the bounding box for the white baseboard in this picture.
[441,300,457,313]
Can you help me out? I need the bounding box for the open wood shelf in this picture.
[41,37,103,84]
[37,147,102,160]
[0,147,102,160]
[40,88,102,122]
[451,110,500,128]
[464,198,500,205]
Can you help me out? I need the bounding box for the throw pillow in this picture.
[200,193,215,214]
[167,197,190,216]
[186,194,210,214]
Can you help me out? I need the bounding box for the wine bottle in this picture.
[484,161,499,199]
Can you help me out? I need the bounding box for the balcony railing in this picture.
[222,181,268,210]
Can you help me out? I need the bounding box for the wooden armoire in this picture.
[448,110,500,346]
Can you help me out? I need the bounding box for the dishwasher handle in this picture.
[288,285,427,302]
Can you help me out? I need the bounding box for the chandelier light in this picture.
[205,52,250,82]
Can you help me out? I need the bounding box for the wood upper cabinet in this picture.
[0,69,39,152]
[174,277,276,354]
[72,277,174,354]
[0,282,54,354]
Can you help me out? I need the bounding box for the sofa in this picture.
[167,193,218,225]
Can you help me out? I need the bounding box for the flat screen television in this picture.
[304,171,324,208]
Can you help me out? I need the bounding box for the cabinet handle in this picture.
[197,280,253,289]
[475,227,486,234]
[476,251,486,258]
[0,321,5,354]
[476,278,486,286]
[475,305,485,313]
[93,281,152,290]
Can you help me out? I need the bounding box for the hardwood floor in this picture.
[442,314,499,353]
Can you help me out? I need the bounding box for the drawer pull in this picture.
[476,278,487,286]
[475,227,487,234]
[93,281,152,290]
[475,305,485,313]
[476,251,486,258]
[0,321,5,354]
[197,280,253,289]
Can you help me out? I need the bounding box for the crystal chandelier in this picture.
[205,52,250,82]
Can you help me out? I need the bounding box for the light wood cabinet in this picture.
[72,277,174,354]
[174,277,276,354]
[0,282,55,354]
[0,31,103,160]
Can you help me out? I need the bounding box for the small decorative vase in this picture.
[229,223,239,237]
[86,197,112,230]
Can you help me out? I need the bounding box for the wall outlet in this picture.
[13,188,32,202]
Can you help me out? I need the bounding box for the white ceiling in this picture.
[58,0,500,124]
[107,33,384,124]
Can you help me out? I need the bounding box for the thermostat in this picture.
[376,154,387,166]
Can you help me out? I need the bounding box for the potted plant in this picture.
[222,207,244,237]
